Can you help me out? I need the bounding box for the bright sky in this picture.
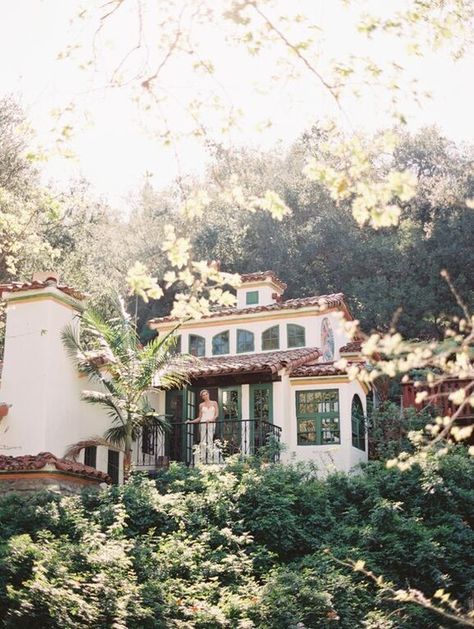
[1,0,473,209]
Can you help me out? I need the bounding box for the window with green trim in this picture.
[246,290,259,305]
[287,323,306,348]
[262,325,279,350]
[84,446,97,468]
[189,334,205,357]
[212,330,229,355]
[107,450,120,484]
[351,395,366,451]
[251,384,273,421]
[296,389,340,445]
[237,329,254,353]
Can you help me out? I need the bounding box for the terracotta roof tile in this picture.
[240,271,287,291]
[340,340,362,354]
[290,360,363,378]
[150,293,347,325]
[0,452,111,483]
[185,347,321,379]
[0,279,86,301]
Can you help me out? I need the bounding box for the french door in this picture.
[249,383,273,452]
[218,386,242,454]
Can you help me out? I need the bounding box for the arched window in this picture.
[351,395,366,451]
[237,329,254,353]
[212,331,229,355]
[287,324,306,348]
[189,334,205,357]
[262,325,279,351]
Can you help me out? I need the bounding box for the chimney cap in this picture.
[32,272,60,284]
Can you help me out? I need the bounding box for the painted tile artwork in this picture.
[321,317,335,362]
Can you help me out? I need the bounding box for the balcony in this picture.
[134,418,282,469]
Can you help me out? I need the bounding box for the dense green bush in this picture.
[0,449,471,627]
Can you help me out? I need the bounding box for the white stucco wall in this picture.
[0,286,366,480]
[236,282,283,308]
[282,378,368,474]
[0,288,124,483]
[171,309,350,358]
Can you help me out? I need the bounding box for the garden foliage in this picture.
[0,449,472,628]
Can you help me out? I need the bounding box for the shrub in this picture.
[0,449,470,627]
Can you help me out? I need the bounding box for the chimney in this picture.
[0,276,83,456]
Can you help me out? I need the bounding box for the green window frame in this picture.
[262,325,279,351]
[250,383,273,422]
[237,329,255,353]
[189,334,205,357]
[351,395,366,451]
[84,446,97,468]
[107,449,120,484]
[287,323,306,348]
[212,330,229,355]
[296,389,340,445]
[246,290,259,305]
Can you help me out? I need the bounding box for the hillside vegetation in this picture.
[0,449,472,628]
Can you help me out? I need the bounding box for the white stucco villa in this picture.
[0,270,368,489]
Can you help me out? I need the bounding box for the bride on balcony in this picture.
[187,390,221,464]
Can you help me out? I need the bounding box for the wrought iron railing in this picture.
[133,418,282,468]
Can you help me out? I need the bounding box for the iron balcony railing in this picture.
[134,418,282,468]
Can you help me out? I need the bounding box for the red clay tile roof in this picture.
[186,347,321,379]
[150,293,348,325]
[0,279,86,301]
[0,452,111,483]
[340,341,362,354]
[290,360,363,378]
[240,271,287,291]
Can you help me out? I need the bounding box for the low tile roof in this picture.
[150,293,347,325]
[186,347,321,379]
[290,360,363,378]
[0,452,111,483]
[0,279,86,301]
[340,340,362,354]
[240,271,287,291]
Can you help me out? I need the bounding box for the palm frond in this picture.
[63,436,122,461]
[81,390,124,424]
[141,412,170,433]
[136,327,195,392]
[81,307,128,362]
[152,353,197,390]
[61,321,82,361]
[104,424,127,447]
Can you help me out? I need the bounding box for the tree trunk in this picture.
[124,424,133,481]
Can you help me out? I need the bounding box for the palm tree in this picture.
[62,298,193,480]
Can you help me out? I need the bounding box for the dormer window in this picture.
[287,324,305,348]
[236,271,287,309]
[262,325,279,351]
[237,329,254,353]
[212,331,229,355]
[246,290,259,305]
[189,334,205,357]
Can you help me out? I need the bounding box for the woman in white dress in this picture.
[187,390,219,464]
